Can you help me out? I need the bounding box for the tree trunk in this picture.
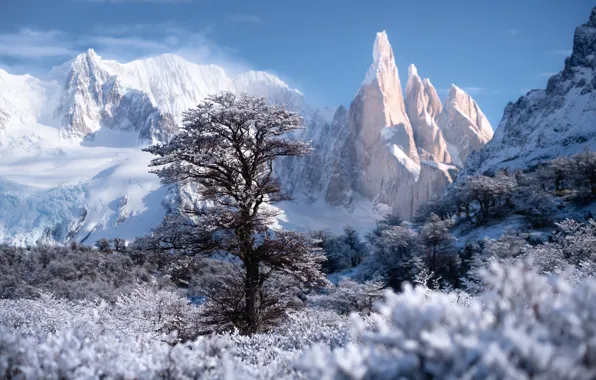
[244,258,260,335]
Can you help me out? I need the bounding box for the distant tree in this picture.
[95,238,111,253]
[541,156,573,191]
[362,224,419,290]
[308,278,384,315]
[413,195,457,223]
[418,214,459,288]
[112,238,127,253]
[142,92,326,335]
[459,173,516,221]
[341,226,367,267]
[572,150,596,196]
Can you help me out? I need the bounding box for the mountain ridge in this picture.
[0,32,493,245]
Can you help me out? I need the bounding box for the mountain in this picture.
[405,64,450,163]
[0,31,494,244]
[283,31,492,220]
[466,7,596,174]
[0,52,307,245]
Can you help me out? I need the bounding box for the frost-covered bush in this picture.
[523,219,596,280]
[308,278,384,315]
[0,292,350,379]
[0,244,163,301]
[360,223,419,290]
[302,261,596,380]
[0,287,202,342]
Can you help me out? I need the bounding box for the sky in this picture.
[0,0,593,128]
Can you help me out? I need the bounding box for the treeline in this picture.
[315,151,596,292]
[415,150,596,226]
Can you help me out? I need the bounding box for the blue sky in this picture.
[0,0,593,127]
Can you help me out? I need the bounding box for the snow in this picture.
[390,144,421,180]
[421,160,457,172]
[445,140,463,167]
[362,30,391,85]
[275,195,390,233]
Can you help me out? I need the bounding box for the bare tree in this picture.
[573,150,596,196]
[142,92,326,334]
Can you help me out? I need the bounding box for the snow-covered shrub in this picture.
[523,219,596,279]
[308,278,384,315]
[302,260,596,380]
[572,150,596,196]
[0,244,162,301]
[0,287,202,342]
[0,292,350,379]
[315,226,368,274]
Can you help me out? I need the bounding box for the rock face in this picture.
[326,31,421,214]
[405,64,451,162]
[466,6,596,174]
[438,85,493,167]
[285,31,492,219]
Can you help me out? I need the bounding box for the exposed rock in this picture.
[438,84,493,167]
[466,6,596,174]
[405,64,451,163]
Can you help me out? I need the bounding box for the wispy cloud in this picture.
[226,13,263,23]
[0,23,250,74]
[73,0,193,3]
[0,28,77,58]
[507,29,519,36]
[550,49,572,56]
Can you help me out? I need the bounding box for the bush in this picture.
[308,278,384,315]
[0,244,164,301]
[302,261,596,380]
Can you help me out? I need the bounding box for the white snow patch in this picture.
[390,144,421,180]
[421,160,457,172]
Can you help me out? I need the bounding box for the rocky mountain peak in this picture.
[372,31,392,64]
[587,6,596,28]
[437,84,493,167]
[565,6,596,71]
[404,65,450,163]
[467,6,596,174]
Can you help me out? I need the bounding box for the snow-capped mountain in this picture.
[466,7,596,174]
[0,30,494,244]
[405,64,451,163]
[0,52,308,245]
[283,31,492,219]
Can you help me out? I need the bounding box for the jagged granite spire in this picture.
[437,84,493,167]
[405,64,451,162]
[565,6,596,71]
